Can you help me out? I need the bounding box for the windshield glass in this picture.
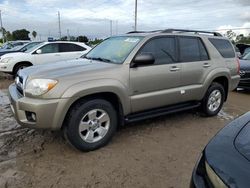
[85,36,143,64]
[25,42,45,53]
[243,52,250,60]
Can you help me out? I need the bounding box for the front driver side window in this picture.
[138,37,177,65]
[40,44,59,54]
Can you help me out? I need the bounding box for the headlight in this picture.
[0,57,13,63]
[25,79,58,96]
[205,161,227,188]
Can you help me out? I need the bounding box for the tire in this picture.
[201,82,225,117]
[13,63,31,77]
[64,99,118,152]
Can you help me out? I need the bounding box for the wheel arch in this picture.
[62,91,125,130]
[13,61,33,73]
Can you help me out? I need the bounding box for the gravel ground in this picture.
[0,79,249,188]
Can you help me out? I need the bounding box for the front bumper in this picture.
[238,78,250,89]
[8,83,69,130]
[190,154,209,188]
[230,75,241,90]
[0,62,13,73]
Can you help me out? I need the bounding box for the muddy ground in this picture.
[0,78,249,188]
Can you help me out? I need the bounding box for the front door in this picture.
[129,36,182,112]
[34,43,61,65]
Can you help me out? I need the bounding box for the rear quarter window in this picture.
[208,38,235,58]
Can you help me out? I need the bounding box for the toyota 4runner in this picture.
[8,29,240,151]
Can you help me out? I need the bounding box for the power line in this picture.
[213,28,250,32]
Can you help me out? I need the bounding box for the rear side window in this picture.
[139,37,177,64]
[208,38,235,58]
[179,37,209,62]
[59,43,86,52]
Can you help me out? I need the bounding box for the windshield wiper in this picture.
[85,56,112,63]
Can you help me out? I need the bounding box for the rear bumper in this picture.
[230,75,240,90]
[8,83,68,130]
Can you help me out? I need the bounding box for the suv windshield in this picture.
[85,36,143,64]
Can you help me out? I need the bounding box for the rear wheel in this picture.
[64,99,118,151]
[201,82,225,116]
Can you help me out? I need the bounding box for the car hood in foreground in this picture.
[205,112,250,187]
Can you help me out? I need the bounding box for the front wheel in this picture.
[64,99,118,151]
[201,83,225,116]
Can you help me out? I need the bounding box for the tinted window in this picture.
[209,38,235,58]
[139,37,177,64]
[40,44,59,54]
[179,37,199,62]
[199,40,209,61]
[59,43,86,52]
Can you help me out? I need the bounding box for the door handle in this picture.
[55,54,61,56]
[170,66,180,71]
[203,63,211,68]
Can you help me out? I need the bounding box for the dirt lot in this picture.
[0,79,249,188]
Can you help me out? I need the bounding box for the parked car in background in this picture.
[8,29,240,151]
[236,43,250,56]
[0,41,30,50]
[0,41,42,57]
[237,52,250,90]
[0,41,91,76]
[190,112,250,188]
[234,46,241,58]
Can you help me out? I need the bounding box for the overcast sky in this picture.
[0,0,250,40]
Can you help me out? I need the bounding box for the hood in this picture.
[239,59,250,71]
[235,121,250,161]
[19,58,119,80]
[1,52,26,59]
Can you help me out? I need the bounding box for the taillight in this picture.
[236,58,240,75]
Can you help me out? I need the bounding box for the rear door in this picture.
[177,36,211,101]
[59,43,87,60]
[130,36,182,112]
[33,43,60,65]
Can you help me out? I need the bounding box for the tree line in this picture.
[225,30,250,44]
[0,28,103,46]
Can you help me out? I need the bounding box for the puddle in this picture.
[217,110,235,121]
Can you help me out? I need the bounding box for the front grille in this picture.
[240,71,250,79]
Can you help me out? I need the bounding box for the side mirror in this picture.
[131,53,155,68]
[36,49,42,54]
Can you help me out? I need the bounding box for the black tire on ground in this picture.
[201,82,225,117]
[13,63,31,77]
[64,99,118,152]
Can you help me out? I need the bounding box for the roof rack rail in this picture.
[162,29,222,36]
[127,30,162,34]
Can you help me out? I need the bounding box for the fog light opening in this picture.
[25,111,37,122]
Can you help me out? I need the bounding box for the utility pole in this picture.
[58,11,62,39]
[116,20,118,35]
[0,10,4,43]
[67,29,70,41]
[134,0,137,31]
[110,20,113,36]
